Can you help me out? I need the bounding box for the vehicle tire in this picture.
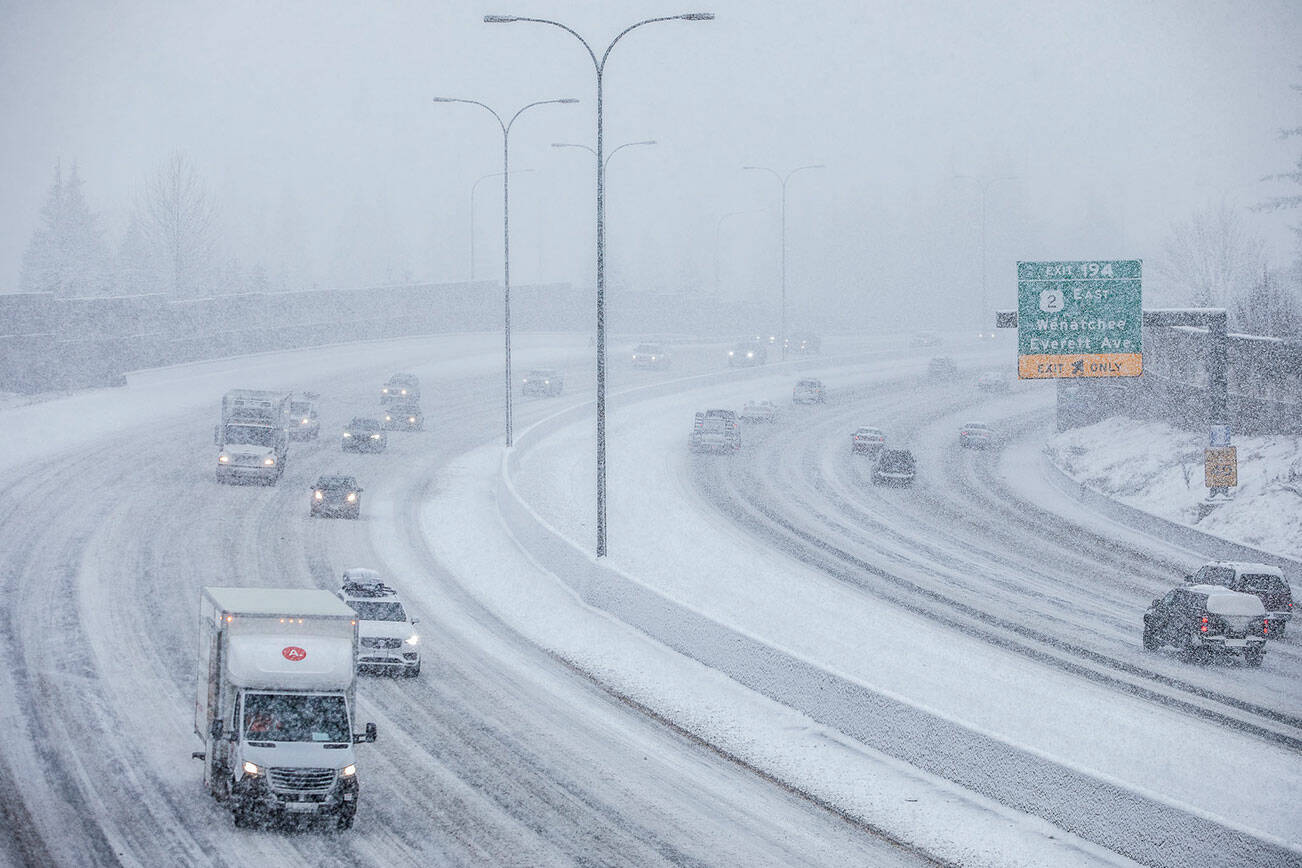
[232,800,255,828]
[1142,626,1158,650]
[336,806,356,830]
[1244,647,1264,667]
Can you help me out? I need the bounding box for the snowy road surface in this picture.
[2,333,1298,866]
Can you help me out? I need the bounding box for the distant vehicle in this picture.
[689,409,741,453]
[975,329,997,341]
[852,426,886,456]
[522,368,564,397]
[342,417,387,452]
[927,357,959,380]
[215,389,292,485]
[793,378,826,404]
[311,474,362,519]
[976,371,1012,392]
[1143,584,1267,665]
[337,569,421,677]
[871,448,916,486]
[382,403,424,432]
[380,373,420,405]
[727,341,767,367]
[631,343,671,369]
[192,587,376,830]
[909,330,942,348]
[959,421,993,449]
[1185,563,1293,637]
[740,400,778,423]
[785,332,821,354]
[288,393,321,441]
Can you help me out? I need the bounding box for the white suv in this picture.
[337,569,421,676]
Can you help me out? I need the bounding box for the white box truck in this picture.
[214,389,292,485]
[192,587,377,829]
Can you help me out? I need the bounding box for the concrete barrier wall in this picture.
[1039,450,1302,583]
[497,374,1299,867]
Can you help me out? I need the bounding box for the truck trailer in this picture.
[192,587,377,829]
[215,389,292,484]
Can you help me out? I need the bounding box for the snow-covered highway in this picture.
[2,332,1299,866]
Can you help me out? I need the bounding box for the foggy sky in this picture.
[2,0,1299,329]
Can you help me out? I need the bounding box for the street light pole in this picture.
[552,140,656,285]
[433,96,577,448]
[487,12,713,558]
[470,170,532,283]
[742,164,823,359]
[953,174,1016,333]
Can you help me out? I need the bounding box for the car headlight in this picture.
[400,389,407,395]
[301,418,310,425]
[381,388,389,395]
[314,490,324,501]
[242,761,262,776]
[385,415,392,422]
[346,492,356,502]
[340,764,356,777]
[263,456,275,466]
[370,433,381,440]
[343,432,352,437]
[218,454,229,463]
[408,417,416,424]
[405,634,419,645]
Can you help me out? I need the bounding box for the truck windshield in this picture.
[224,424,278,446]
[346,601,407,622]
[242,693,350,743]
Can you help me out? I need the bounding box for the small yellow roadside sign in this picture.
[1205,447,1237,487]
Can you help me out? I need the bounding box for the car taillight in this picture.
[1262,619,1269,635]
[1200,616,1209,633]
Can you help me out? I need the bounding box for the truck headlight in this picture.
[405,634,419,646]
[242,761,262,776]
[263,456,275,466]
[346,492,356,502]
[341,764,356,777]
[218,454,230,463]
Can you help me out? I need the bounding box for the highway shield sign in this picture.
[1017,260,1142,379]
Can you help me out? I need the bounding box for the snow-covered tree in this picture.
[1155,201,1266,311]
[19,162,110,297]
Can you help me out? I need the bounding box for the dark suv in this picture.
[871,448,916,486]
[1186,562,1293,637]
[1143,585,1268,665]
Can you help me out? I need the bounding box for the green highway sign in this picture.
[1017,260,1142,379]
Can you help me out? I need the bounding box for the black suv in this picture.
[1186,562,1293,637]
[1143,585,1268,665]
[310,474,362,519]
[871,448,916,486]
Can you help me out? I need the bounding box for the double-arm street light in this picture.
[470,169,532,283]
[552,138,657,171]
[486,12,713,558]
[742,164,823,359]
[952,174,1017,334]
[433,95,578,448]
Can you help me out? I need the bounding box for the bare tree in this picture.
[137,152,219,296]
[1155,201,1266,309]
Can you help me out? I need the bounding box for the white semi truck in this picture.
[192,587,377,829]
[214,389,292,484]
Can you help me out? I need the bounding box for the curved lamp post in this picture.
[433,96,578,447]
[486,12,713,557]
[470,169,532,283]
[742,164,823,359]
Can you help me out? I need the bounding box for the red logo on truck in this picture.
[282,646,307,662]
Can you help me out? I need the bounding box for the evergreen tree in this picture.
[19,162,109,297]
